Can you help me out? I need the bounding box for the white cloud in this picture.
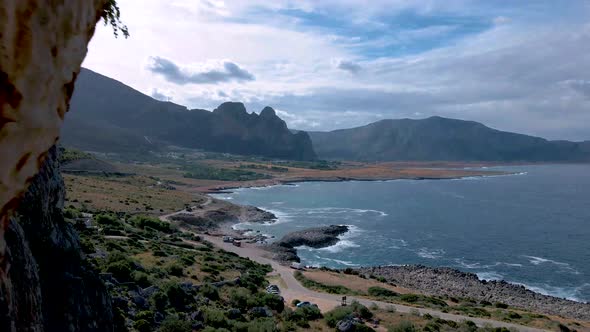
[146,57,255,84]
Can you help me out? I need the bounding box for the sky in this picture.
[83,0,590,140]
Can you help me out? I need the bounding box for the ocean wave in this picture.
[317,225,363,253]
[302,207,388,217]
[477,271,504,281]
[522,255,580,274]
[416,247,445,259]
[511,282,590,302]
[388,239,408,249]
[455,259,523,270]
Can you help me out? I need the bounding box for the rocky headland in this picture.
[357,265,590,321]
[265,225,349,263]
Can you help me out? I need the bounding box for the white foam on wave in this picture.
[317,225,363,253]
[388,239,408,249]
[511,282,590,302]
[522,255,580,274]
[455,259,524,270]
[416,247,445,259]
[477,271,504,281]
[302,207,388,217]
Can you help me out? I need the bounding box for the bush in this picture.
[95,213,121,226]
[229,287,251,310]
[291,299,301,307]
[131,215,172,233]
[165,283,192,311]
[368,286,398,297]
[134,319,152,332]
[199,284,220,300]
[150,291,168,312]
[166,263,184,277]
[260,293,285,313]
[388,321,416,332]
[495,302,509,309]
[157,316,191,332]
[203,308,228,328]
[324,306,353,328]
[106,261,133,282]
[132,271,152,288]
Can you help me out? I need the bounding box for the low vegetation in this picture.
[182,164,271,181]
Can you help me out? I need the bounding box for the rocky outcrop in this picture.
[266,225,349,263]
[1,146,113,331]
[357,265,590,321]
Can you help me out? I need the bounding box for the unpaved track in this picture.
[201,234,547,332]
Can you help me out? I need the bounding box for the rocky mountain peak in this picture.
[260,106,277,118]
[213,102,248,117]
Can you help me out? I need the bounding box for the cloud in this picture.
[150,88,173,101]
[564,80,590,99]
[334,59,362,74]
[493,16,511,25]
[146,56,255,85]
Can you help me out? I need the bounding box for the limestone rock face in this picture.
[1,147,114,331]
[0,1,110,331]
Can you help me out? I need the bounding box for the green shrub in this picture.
[166,263,184,277]
[130,215,172,233]
[134,319,152,332]
[203,307,228,328]
[229,287,251,310]
[165,283,192,311]
[157,316,191,332]
[150,291,168,312]
[324,306,353,328]
[495,302,509,309]
[199,284,220,300]
[388,321,416,332]
[132,271,152,288]
[368,286,398,297]
[260,293,285,313]
[106,261,133,282]
[95,213,121,226]
[291,299,300,307]
[64,207,82,219]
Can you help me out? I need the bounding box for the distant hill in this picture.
[62,68,317,160]
[309,117,590,162]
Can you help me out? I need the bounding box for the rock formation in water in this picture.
[266,225,349,262]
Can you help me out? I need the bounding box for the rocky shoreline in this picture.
[357,265,590,321]
[264,225,349,263]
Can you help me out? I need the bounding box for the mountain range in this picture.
[63,68,590,162]
[62,68,317,160]
[309,117,590,162]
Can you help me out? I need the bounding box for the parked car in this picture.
[232,240,241,247]
[222,236,234,243]
[296,301,317,308]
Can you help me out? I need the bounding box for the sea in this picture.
[211,164,590,303]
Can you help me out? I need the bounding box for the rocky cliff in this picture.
[0,146,113,331]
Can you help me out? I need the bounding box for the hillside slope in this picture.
[309,117,590,162]
[62,68,316,160]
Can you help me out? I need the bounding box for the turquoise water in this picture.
[212,165,590,302]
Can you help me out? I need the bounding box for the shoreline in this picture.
[205,170,516,194]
